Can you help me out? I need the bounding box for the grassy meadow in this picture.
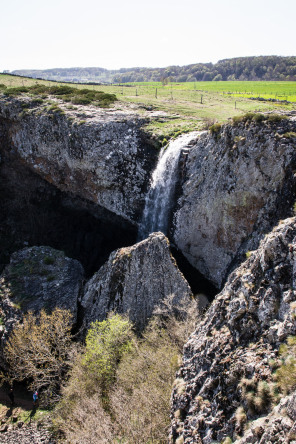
[1,74,296,139]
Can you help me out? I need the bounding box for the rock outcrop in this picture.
[0,95,158,224]
[171,217,296,443]
[173,115,296,287]
[1,246,84,318]
[81,232,193,330]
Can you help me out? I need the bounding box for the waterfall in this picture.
[138,132,199,240]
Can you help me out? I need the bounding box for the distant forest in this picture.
[10,56,296,83]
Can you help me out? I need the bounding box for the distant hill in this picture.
[11,56,296,83]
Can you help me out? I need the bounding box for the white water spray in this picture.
[138,132,199,240]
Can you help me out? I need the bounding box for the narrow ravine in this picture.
[138,132,199,240]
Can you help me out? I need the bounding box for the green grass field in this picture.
[1,74,296,139]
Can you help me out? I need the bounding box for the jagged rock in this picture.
[173,115,296,287]
[81,232,193,330]
[171,217,296,443]
[235,391,296,443]
[0,422,54,443]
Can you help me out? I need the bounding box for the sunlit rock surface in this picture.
[171,217,296,443]
[173,115,296,288]
[81,232,193,330]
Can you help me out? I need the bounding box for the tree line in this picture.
[9,56,296,84]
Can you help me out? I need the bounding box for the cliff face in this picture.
[173,116,296,288]
[171,217,296,443]
[0,96,157,224]
[81,232,193,330]
[0,96,159,274]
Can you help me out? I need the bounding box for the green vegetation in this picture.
[1,73,296,139]
[83,314,134,394]
[274,335,296,395]
[1,295,198,442]
[10,56,296,83]
[0,81,117,108]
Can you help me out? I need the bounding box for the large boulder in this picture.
[171,217,296,443]
[173,115,296,288]
[81,232,193,330]
[0,245,84,322]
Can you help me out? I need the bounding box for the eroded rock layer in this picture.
[173,116,296,287]
[171,217,296,443]
[81,232,193,330]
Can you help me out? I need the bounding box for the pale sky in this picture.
[1,0,295,72]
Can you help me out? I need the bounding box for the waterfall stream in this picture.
[138,132,199,240]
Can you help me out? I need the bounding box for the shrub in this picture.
[71,96,92,105]
[83,313,134,391]
[209,123,222,134]
[55,296,199,443]
[4,308,76,406]
[283,131,296,139]
[239,376,274,414]
[4,86,30,95]
[274,336,296,395]
[110,319,180,443]
[43,255,55,265]
[267,114,288,123]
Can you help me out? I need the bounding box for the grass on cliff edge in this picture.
[1,74,296,139]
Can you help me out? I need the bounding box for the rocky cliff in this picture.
[81,232,193,330]
[173,115,296,288]
[0,96,157,224]
[0,96,159,274]
[171,217,296,443]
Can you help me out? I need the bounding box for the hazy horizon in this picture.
[1,0,296,72]
[7,54,296,74]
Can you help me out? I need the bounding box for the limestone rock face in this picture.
[173,116,296,288]
[81,232,193,330]
[0,96,158,224]
[171,217,296,443]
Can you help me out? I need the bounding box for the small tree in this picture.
[83,313,134,391]
[4,308,76,405]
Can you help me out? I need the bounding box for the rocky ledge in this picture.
[171,217,296,443]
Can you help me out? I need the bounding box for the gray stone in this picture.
[173,116,296,288]
[81,232,193,330]
[0,96,158,225]
[171,217,296,443]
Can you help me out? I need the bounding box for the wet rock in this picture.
[173,116,296,288]
[171,217,296,443]
[81,232,193,330]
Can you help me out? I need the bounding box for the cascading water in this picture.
[138,132,199,240]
